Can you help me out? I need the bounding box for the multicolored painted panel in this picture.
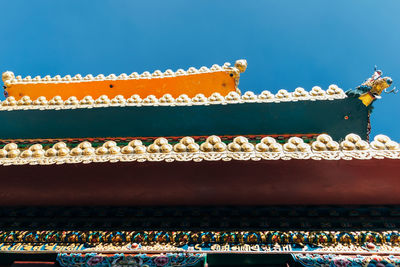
[56,253,205,267]
[293,254,400,267]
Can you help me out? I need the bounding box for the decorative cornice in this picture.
[2,230,400,255]
[2,60,247,86]
[0,230,394,246]
[0,134,398,166]
[0,85,346,111]
[294,254,400,267]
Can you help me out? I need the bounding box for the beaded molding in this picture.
[0,134,398,166]
[0,85,346,111]
[4,231,400,259]
[1,60,247,86]
[0,230,399,246]
[293,254,400,267]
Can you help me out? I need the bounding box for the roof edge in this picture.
[2,60,247,86]
[0,86,346,111]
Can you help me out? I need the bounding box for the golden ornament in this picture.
[104,141,117,149]
[147,144,160,153]
[78,141,92,149]
[70,147,83,156]
[187,143,200,152]
[121,146,134,154]
[4,143,18,151]
[20,150,32,158]
[45,148,57,157]
[241,143,254,152]
[174,143,187,153]
[83,147,95,156]
[160,144,173,153]
[128,140,142,148]
[283,143,297,152]
[200,142,213,152]
[255,143,269,152]
[108,146,121,155]
[213,142,227,152]
[53,142,67,150]
[29,144,43,151]
[228,142,241,152]
[206,135,221,145]
[134,145,146,154]
[180,137,195,146]
[233,136,248,145]
[96,147,108,155]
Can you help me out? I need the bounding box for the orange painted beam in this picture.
[6,72,236,100]
[2,60,247,100]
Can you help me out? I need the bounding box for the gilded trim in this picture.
[0,134,398,166]
[1,231,400,254]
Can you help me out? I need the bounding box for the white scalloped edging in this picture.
[0,85,346,111]
[0,134,398,166]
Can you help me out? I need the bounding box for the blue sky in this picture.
[1,0,399,140]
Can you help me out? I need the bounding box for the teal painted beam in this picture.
[0,98,368,140]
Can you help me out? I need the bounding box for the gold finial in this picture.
[2,71,14,85]
[234,59,247,73]
[231,59,247,90]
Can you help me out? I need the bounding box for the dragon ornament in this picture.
[346,67,396,106]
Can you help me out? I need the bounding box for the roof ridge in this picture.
[2,60,248,86]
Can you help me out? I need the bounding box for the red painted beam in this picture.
[0,159,398,206]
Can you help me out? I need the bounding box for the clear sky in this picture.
[1,0,399,140]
